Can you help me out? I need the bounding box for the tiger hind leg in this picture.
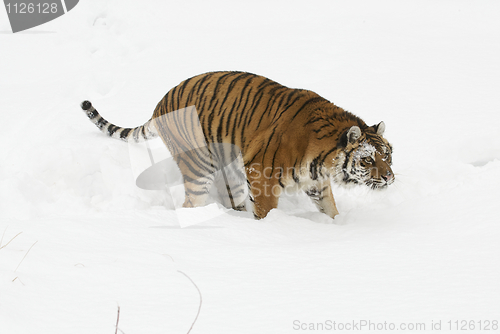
[214,168,247,211]
[174,150,217,208]
[181,173,215,208]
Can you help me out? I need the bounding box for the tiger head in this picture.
[334,121,394,189]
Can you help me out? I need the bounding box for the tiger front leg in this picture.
[246,166,281,219]
[304,181,339,219]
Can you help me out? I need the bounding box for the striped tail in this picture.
[80,100,158,142]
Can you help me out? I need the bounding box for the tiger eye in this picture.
[364,157,374,164]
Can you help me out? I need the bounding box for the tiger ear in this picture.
[347,126,361,144]
[374,121,385,136]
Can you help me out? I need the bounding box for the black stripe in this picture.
[185,188,209,196]
[162,91,171,113]
[216,114,224,144]
[271,138,282,176]
[255,88,285,129]
[342,151,352,181]
[120,128,132,140]
[186,76,204,104]
[183,174,213,185]
[234,76,255,121]
[310,156,321,181]
[318,147,338,165]
[312,122,333,133]
[107,125,118,136]
[177,157,213,179]
[195,73,214,96]
[245,148,263,168]
[305,116,322,126]
[109,125,120,136]
[225,111,233,138]
[96,117,108,129]
[261,127,277,164]
[291,97,324,121]
[177,149,214,173]
[236,88,255,146]
[177,76,193,108]
[273,94,304,123]
[206,109,215,142]
[208,72,234,111]
[278,167,285,188]
[219,73,253,118]
[244,91,266,128]
[230,189,245,196]
[245,80,274,123]
[257,86,286,124]
[338,128,349,148]
[272,88,293,119]
[283,89,301,107]
[195,74,216,116]
[236,87,254,128]
[169,84,178,112]
[317,130,338,140]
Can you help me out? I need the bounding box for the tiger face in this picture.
[333,121,394,189]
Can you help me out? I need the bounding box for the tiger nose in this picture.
[381,171,394,184]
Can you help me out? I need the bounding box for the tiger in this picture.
[80,71,394,219]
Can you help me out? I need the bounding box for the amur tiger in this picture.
[80,71,394,219]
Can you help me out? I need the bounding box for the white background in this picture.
[0,1,499,333]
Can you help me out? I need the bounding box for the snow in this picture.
[352,141,376,161]
[1,1,499,333]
